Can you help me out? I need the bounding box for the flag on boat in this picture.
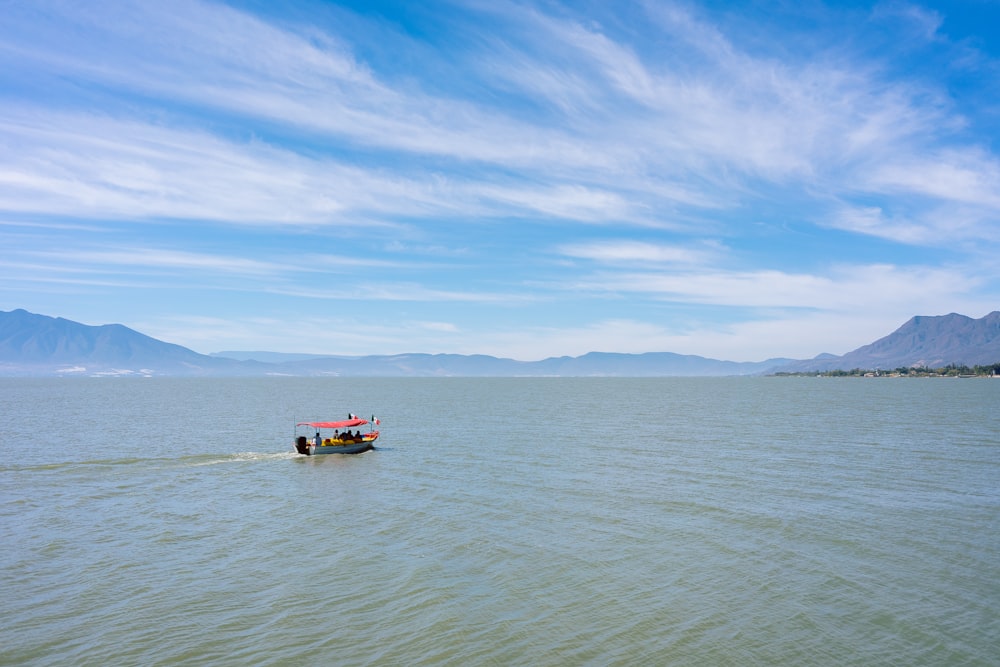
[371,415,380,425]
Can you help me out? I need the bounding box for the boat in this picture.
[294,415,380,455]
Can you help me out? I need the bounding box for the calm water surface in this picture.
[1,377,998,665]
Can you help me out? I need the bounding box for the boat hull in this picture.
[295,433,378,456]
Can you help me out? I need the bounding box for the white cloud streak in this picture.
[2,0,988,234]
[568,263,981,312]
[558,240,719,266]
[1,0,997,360]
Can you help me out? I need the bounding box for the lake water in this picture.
[1,377,998,666]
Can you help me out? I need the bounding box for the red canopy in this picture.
[297,418,369,429]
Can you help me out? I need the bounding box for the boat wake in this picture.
[7,450,303,474]
[184,451,300,467]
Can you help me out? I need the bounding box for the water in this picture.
[2,377,998,666]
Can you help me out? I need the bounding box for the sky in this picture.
[1,0,999,362]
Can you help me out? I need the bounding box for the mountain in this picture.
[0,309,793,376]
[517,351,788,377]
[210,351,347,363]
[0,309,259,376]
[1,308,997,377]
[773,311,1000,373]
[251,351,793,377]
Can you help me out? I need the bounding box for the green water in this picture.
[2,377,998,665]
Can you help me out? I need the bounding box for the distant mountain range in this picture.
[775,311,1000,373]
[1,308,997,377]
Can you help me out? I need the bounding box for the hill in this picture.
[0,309,258,376]
[773,311,1000,373]
[1,308,997,376]
[259,351,791,377]
[0,309,791,376]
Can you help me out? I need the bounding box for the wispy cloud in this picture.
[564,263,982,312]
[34,248,284,276]
[0,111,451,224]
[826,202,1000,247]
[868,149,1000,209]
[1,0,997,360]
[1,0,987,234]
[262,281,536,304]
[558,240,721,266]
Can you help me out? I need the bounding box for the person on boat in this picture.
[354,430,362,441]
[314,432,322,446]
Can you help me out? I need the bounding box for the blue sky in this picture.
[1,0,998,361]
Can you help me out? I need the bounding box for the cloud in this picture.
[871,2,944,42]
[829,179,1000,246]
[825,206,934,245]
[395,313,893,361]
[413,320,460,333]
[0,110,442,224]
[1,0,987,236]
[38,248,284,275]
[262,281,534,305]
[564,263,981,312]
[142,313,463,356]
[557,240,720,266]
[2,1,998,362]
[868,148,1000,209]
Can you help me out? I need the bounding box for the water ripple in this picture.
[2,377,997,665]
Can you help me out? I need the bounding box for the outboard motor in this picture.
[295,435,310,456]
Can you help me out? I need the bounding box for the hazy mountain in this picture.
[0,309,258,376]
[210,351,349,363]
[519,351,790,377]
[773,311,1000,373]
[0,309,794,376]
[257,351,793,377]
[2,308,997,377]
